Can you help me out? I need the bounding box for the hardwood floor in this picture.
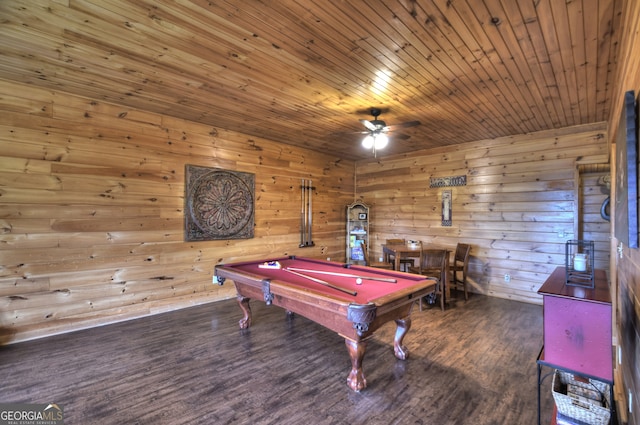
[0,293,555,424]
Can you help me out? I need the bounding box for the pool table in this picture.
[214,256,437,391]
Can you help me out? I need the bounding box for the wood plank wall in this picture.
[608,0,640,421]
[0,81,355,344]
[356,123,609,305]
[579,167,611,272]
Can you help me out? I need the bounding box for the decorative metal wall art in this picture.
[184,165,255,241]
[442,190,452,226]
[430,175,466,188]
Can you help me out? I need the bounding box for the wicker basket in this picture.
[552,370,611,425]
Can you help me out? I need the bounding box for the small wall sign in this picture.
[430,175,466,188]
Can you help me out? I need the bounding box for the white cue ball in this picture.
[356,278,363,285]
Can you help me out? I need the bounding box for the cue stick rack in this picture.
[299,179,315,247]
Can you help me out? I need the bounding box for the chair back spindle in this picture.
[451,243,471,300]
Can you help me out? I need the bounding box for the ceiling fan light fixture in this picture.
[362,134,375,149]
[362,132,389,153]
[357,107,421,155]
[374,133,388,149]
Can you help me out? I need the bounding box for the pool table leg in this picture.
[393,317,411,360]
[344,338,367,392]
[237,295,252,329]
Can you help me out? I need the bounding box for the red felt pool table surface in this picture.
[217,256,430,304]
[214,256,437,391]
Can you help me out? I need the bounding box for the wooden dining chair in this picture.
[410,249,447,311]
[361,241,393,269]
[386,238,415,271]
[450,243,471,300]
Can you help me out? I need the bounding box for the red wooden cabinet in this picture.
[536,267,613,425]
[539,267,612,381]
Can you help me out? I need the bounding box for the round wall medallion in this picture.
[185,166,254,241]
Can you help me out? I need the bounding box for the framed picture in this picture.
[442,190,452,226]
[614,90,639,248]
[358,213,367,220]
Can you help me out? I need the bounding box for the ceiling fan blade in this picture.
[359,119,378,131]
[393,133,411,140]
[330,129,368,137]
[386,120,421,131]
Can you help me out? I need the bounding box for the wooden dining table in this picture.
[382,243,452,304]
[382,243,423,271]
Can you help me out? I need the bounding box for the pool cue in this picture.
[285,267,397,283]
[307,179,313,245]
[300,180,305,247]
[283,269,357,296]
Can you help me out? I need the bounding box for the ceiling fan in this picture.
[358,108,421,156]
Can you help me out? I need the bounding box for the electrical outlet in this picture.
[327,257,331,261]
[504,274,511,282]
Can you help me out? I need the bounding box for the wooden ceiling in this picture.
[0,0,624,160]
